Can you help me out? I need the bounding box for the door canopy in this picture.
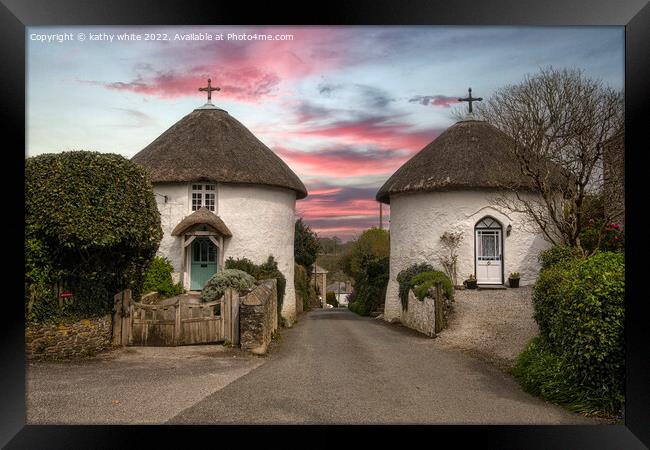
[171,207,232,237]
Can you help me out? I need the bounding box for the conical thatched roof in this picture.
[132,106,307,199]
[171,207,232,237]
[376,119,545,204]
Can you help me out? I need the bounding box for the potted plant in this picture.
[464,274,477,290]
[508,272,520,288]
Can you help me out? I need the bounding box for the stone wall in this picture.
[239,279,278,355]
[400,290,437,337]
[26,315,113,360]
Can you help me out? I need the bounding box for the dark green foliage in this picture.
[295,218,322,268]
[142,257,184,298]
[294,263,317,311]
[25,151,162,323]
[225,256,286,321]
[200,269,255,302]
[512,337,618,415]
[396,263,434,311]
[410,271,454,302]
[326,291,338,307]
[524,250,625,415]
[345,228,390,316]
[579,220,625,254]
[538,245,582,269]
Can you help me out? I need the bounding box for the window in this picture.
[191,184,216,211]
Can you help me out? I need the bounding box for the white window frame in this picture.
[190,183,217,212]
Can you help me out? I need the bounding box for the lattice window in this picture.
[191,184,217,211]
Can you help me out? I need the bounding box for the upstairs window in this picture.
[191,184,216,211]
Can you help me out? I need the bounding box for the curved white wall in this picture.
[384,190,551,321]
[153,182,298,323]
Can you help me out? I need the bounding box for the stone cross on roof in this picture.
[458,87,483,114]
[199,78,221,103]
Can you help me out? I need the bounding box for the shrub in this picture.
[142,257,183,298]
[25,151,162,322]
[295,218,321,268]
[345,228,389,316]
[200,269,255,302]
[512,337,615,415]
[226,256,286,321]
[580,220,625,254]
[528,250,625,415]
[294,263,317,311]
[396,263,434,311]
[326,291,338,307]
[410,271,454,302]
[538,245,582,269]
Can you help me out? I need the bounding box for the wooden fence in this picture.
[112,289,239,347]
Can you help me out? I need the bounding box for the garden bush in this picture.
[410,271,454,302]
[200,269,255,302]
[396,263,434,311]
[225,256,286,321]
[142,257,184,298]
[294,263,317,311]
[525,250,625,415]
[326,291,338,307]
[345,228,389,316]
[25,151,162,322]
[512,337,615,415]
[538,245,582,269]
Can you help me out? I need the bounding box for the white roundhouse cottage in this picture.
[132,81,307,324]
[376,108,553,323]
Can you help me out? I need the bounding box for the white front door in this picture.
[475,218,503,284]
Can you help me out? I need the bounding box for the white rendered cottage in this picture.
[132,84,307,323]
[376,114,554,323]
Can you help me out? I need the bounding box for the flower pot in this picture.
[508,278,520,288]
[464,280,477,289]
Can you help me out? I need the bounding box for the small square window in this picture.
[192,184,202,191]
[205,193,215,211]
[205,184,216,191]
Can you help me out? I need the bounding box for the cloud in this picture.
[109,108,154,128]
[276,145,412,177]
[409,94,458,107]
[296,182,389,240]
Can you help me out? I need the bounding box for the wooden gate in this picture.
[112,289,239,347]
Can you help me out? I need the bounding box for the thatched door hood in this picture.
[132,106,307,199]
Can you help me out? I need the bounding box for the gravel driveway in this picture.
[434,286,538,372]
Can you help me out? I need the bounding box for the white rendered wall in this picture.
[383,190,551,322]
[153,182,298,324]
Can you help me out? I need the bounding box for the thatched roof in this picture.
[376,119,549,204]
[132,105,307,199]
[171,207,232,237]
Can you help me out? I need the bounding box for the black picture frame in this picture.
[2,0,648,448]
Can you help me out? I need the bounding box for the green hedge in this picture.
[25,151,162,323]
[538,245,582,269]
[142,257,184,298]
[523,250,625,415]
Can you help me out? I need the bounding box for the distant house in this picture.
[326,281,353,306]
[131,81,308,324]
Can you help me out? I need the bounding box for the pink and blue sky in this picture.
[27,26,623,241]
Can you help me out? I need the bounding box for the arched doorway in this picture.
[190,237,218,291]
[474,216,503,285]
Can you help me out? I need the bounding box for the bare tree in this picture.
[474,67,623,252]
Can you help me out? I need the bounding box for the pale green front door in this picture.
[190,238,218,291]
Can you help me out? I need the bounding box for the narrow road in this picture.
[170,308,598,424]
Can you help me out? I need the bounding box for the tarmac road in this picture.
[169,308,600,424]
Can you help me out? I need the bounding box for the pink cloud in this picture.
[276,146,412,177]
